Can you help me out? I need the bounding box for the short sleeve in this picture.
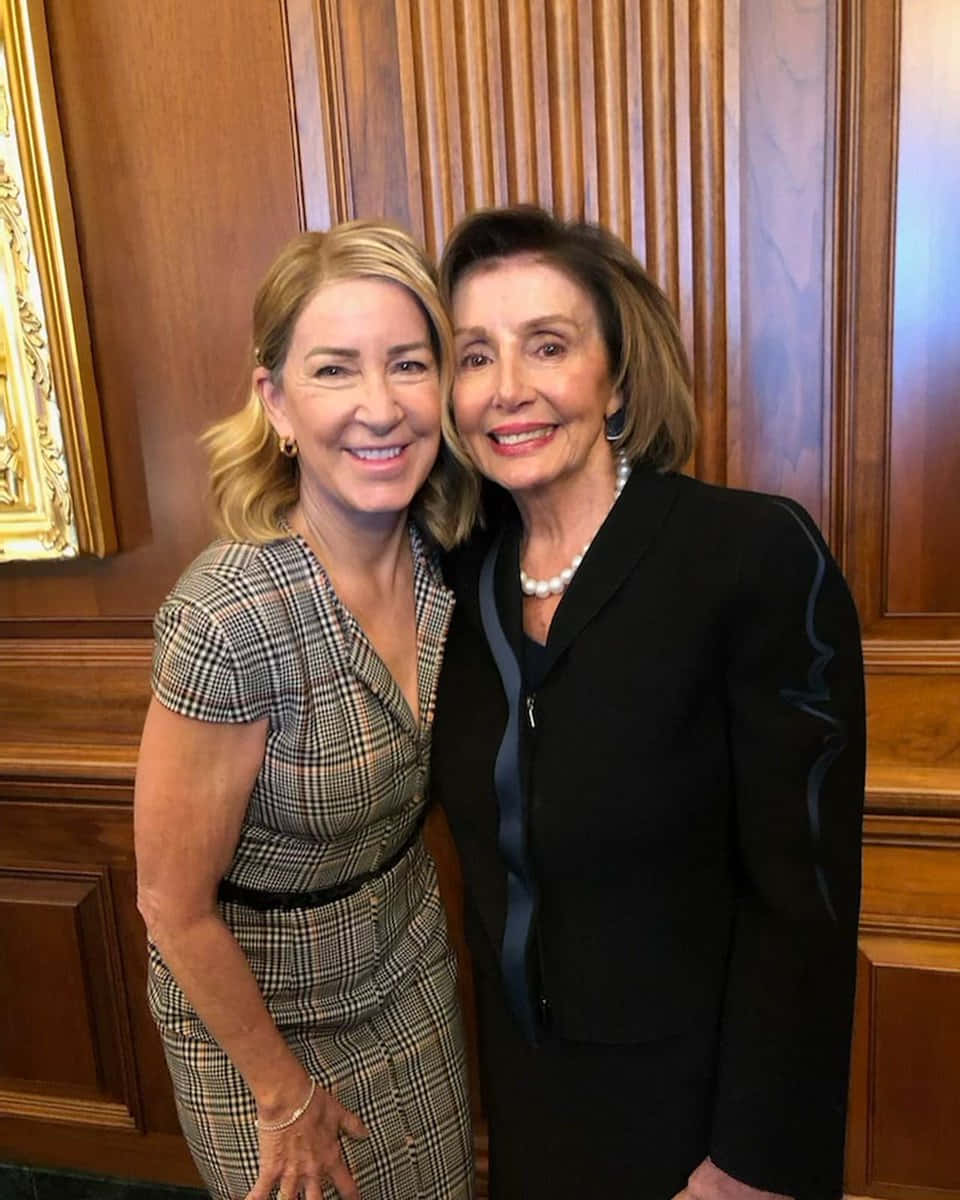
[152,598,269,724]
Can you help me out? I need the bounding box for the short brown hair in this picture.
[439,206,695,506]
[204,222,475,548]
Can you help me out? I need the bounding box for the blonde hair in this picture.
[203,221,475,548]
[438,206,696,534]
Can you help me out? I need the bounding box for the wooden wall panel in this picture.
[0,0,302,626]
[886,0,960,617]
[835,42,960,1151]
[0,0,303,1186]
[0,640,150,752]
[724,0,833,517]
[839,0,960,936]
[286,4,960,1198]
[849,931,960,1197]
[847,819,960,1197]
[301,0,841,499]
[846,808,960,1200]
[870,959,960,1191]
[841,0,960,642]
[0,792,199,1182]
[0,869,137,1127]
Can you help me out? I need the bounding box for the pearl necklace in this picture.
[520,452,631,598]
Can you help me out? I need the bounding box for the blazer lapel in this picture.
[541,463,682,675]
[493,519,525,663]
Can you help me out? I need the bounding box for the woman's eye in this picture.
[393,359,428,374]
[315,364,347,378]
[535,341,565,358]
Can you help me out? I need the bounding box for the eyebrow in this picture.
[304,340,431,359]
[454,313,581,337]
[305,345,359,359]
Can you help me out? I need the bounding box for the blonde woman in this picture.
[135,223,474,1200]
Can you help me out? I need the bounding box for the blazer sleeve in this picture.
[708,498,865,1200]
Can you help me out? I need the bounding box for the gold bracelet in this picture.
[256,1078,317,1132]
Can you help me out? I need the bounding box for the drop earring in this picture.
[605,407,626,443]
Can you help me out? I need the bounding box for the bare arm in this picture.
[135,698,367,1200]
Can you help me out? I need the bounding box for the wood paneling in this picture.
[886,0,960,617]
[689,0,726,483]
[863,816,960,928]
[0,639,150,747]
[840,0,960,639]
[838,23,960,1190]
[725,0,833,517]
[291,6,960,1197]
[0,793,195,1179]
[0,0,301,1185]
[848,818,960,1197]
[867,674,960,779]
[0,0,957,1193]
[0,869,136,1126]
[0,0,302,625]
[849,935,960,1196]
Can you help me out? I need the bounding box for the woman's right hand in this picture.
[245,1081,371,1200]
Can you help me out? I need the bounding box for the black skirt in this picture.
[475,968,718,1199]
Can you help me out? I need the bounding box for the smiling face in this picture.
[451,254,622,503]
[256,276,441,531]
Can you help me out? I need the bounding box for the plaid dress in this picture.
[146,527,473,1200]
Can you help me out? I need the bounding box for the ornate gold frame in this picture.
[0,0,115,559]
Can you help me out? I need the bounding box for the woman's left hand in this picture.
[671,1157,793,1200]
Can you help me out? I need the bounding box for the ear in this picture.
[254,366,293,443]
[605,389,624,420]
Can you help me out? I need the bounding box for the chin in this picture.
[348,487,422,518]
[485,464,556,495]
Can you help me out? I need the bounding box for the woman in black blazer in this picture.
[430,206,865,1200]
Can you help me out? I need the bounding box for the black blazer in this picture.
[431,462,865,1199]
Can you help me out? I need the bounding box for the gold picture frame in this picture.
[0,0,115,559]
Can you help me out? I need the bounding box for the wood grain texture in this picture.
[0,800,190,1166]
[0,868,138,1128]
[867,675,960,769]
[848,818,960,1197]
[370,0,677,268]
[841,0,897,632]
[0,1125,200,1188]
[0,639,151,748]
[863,822,960,928]
[284,0,344,228]
[591,0,631,239]
[848,934,960,1195]
[0,0,302,625]
[639,0,680,306]
[689,0,727,484]
[885,0,960,617]
[724,0,831,516]
[0,0,301,1184]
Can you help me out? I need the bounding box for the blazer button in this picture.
[538,995,552,1031]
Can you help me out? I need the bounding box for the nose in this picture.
[356,373,402,431]
[494,349,532,409]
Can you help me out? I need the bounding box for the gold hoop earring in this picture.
[278,436,298,458]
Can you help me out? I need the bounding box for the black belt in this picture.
[217,818,424,911]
